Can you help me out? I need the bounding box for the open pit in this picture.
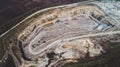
[17,3,119,67]
[0,1,120,67]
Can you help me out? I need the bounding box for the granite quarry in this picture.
[0,1,120,67]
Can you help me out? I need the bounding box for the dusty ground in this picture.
[0,0,87,35]
[1,1,120,67]
[18,3,119,67]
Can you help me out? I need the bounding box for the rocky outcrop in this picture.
[18,3,119,67]
[1,1,120,67]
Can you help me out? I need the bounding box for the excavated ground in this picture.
[1,1,120,67]
[18,4,119,67]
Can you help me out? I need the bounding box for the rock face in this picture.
[0,1,120,67]
[0,0,86,35]
[18,3,118,67]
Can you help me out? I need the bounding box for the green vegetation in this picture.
[29,66,36,67]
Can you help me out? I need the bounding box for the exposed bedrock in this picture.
[1,1,120,67]
[16,3,120,67]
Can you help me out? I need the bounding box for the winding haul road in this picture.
[28,30,120,55]
[1,1,120,67]
[24,6,119,57]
